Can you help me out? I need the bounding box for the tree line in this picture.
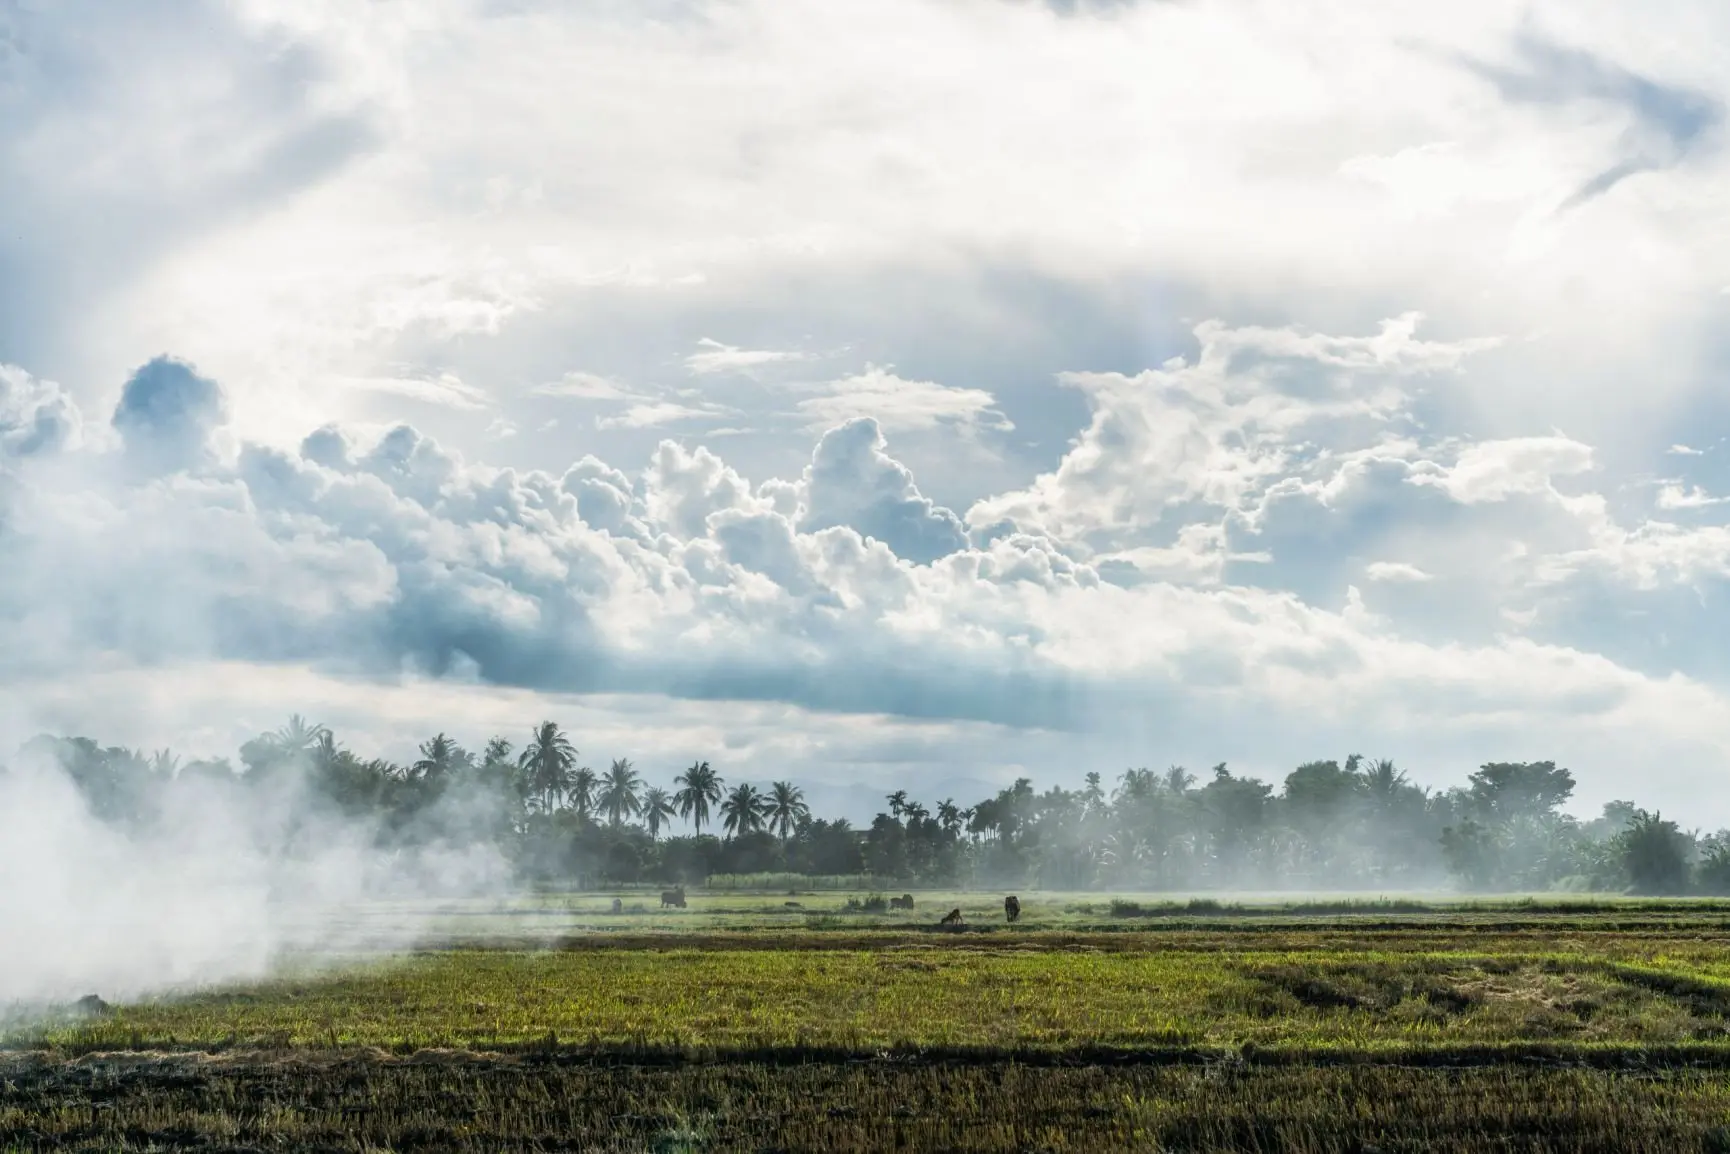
[12,717,1725,895]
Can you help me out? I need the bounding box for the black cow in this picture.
[660,887,687,909]
[1004,895,1021,924]
[939,907,964,926]
[889,894,915,910]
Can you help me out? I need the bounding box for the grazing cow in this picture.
[784,901,803,908]
[660,887,687,909]
[889,894,915,910]
[939,907,964,926]
[611,897,623,914]
[1004,895,1021,924]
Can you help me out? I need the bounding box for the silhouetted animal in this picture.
[611,898,623,914]
[939,907,964,926]
[784,901,802,908]
[1004,895,1021,923]
[660,887,687,909]
[73,995,110,1017]
[890,894,915,910]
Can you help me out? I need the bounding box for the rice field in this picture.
[11,894,1730,1150]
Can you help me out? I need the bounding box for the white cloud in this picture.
[685,338,809,377]
[1365,560,1434,583]
[1656,483,1730,509]
[794,365,1011,437]
[1410,436,1596,504]
[529,372,639,401]
[596,401,735,430]
[337,373,492,411]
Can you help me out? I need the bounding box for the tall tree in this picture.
[1619,810,1691,895]
[517,722,577,813]
[721,782,767,838]
[766,781,810,841]
[599,758,642,827]
[274,714,328,758]
[568,766,598,819]
[886,790,909,820]
[412,733,467,785]
[674,761,724,835]
[641,786,678,840]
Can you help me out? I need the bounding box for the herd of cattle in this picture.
[653,886,1024,925]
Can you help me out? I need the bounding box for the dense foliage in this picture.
[12,718,1721,894]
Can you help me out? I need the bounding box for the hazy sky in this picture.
[4,0,1730,821]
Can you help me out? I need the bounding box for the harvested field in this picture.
[12,898,1730,1149]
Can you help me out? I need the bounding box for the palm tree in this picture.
[766,781,809,840]
[1162,765,1195,795]
[569,765,598,819]
[517,721,577,813]
[413,733,464,784]
[674,761,724,835]
[641,787,677,840]
[1364,758,1409,804]
[274,714,327,758]
[886,790,909,819]
[599,758,642,826]
[721,782,767,838]
[936,798,961,835]
[148,749,180,778]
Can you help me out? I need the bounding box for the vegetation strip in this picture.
[20,1040,1730,1070]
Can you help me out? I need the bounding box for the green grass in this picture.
[22,927,1730,1055]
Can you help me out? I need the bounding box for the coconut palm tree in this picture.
[1363,758,1410,803]
[674,761,724,835]
[273,714,328,758]
[568,765,598,819]
[412,733,465,784]
[766,781,809,841]
[886,790,909,820]
[599,758,642,826]
[518,721,577,813]
[721,782,767,838]
[148,749,180,778]
[936,798,961,835]
[641,787,678,840]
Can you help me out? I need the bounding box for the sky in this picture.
[4,0,1730,823]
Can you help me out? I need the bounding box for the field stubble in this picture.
[11,897,1730,1150]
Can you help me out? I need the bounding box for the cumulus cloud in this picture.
[110,356,229,476]
[798,418,968,563]
[967,314,1492,550]
[0,365,81,460]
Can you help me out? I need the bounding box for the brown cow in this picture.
[889,893,915,910]
[1004,895,1021,923]
[660,886,687,909]
[939,907,964,926]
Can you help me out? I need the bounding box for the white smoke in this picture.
[0,745,512,1006]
